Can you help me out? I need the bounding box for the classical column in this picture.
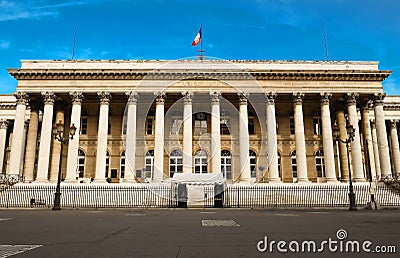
[65,92,84,183]
[182,92,193,173]
[238,93,251,182]
[293,93,309,183]
[49,103,65,182]
[265,92,281,183]
[93,92,111,184]
[346,93,365,182]
[389,120,400,176]
[336,109,349,181]
[373,93,392,178]
[210,92,221,174]
[320,93,337,183]
[153,92,165,182]
[8,92,28,176]
[370,121,382,179]
[23,101,40,182]
[20,121,29,178]
[361,104,376,180]
[36,92,56,183]
[0,120,8,173]
[123,92,138,183]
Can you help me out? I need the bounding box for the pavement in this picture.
[0,208,399,258]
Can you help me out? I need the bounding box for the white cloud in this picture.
[0,40,10,49]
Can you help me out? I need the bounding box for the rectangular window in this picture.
[313,118,321,135]
[248,118,255,135]
[81,118,88,135]
[220,118,231,135]
[290,117,295,135]
[146,117,154,135]
[170,118,183,135]
[194,120,207,135]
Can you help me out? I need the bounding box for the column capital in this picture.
[320,92,332,105]
[292,92,304,105]
[345,92,359,106]
[41,92,56,105]
[182,91,193,104]
[372,92,386,105]
[13,91,29,105]
[238,92,249,105]
[210,92,221,104]
[155,92,166,104]
[389,120,398,129]
[126,91,139,104]
[265,92,276,105]
[361,100,373,112]
[97,91,111,105]
[0,119,8,129]
[69,92,84,105]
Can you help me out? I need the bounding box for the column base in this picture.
[33,179,49,184]
[326,178,339,184]
[91,178,108,184]
[63,178,78,184]
[268,178,282,184]
[354,178,366,182]
[122,178,137,183]
[296,178,311,184]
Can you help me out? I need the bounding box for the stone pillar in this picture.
[23,102,40,182]
[124,92,138,183]
[336,109,349,181]
[238,93,251,182]
[370,121,382,180]
[9,92,29,176]
[320,93,337,183]
[0,120,9,173]
[182,92,193,173]
[361,104,376,180]
[49,103,65,182]
[210,92,221,174]
[373,93,392,178]
[153,92,165,182]
[389,120,400,176]
[346,93,365,182]
[93,92,111,184]
[293,93,309,183]
[65,92,84,183]
[36,92,56,183]
[20,121,29,178]
[265,92,281,183]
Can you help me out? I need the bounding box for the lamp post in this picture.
[333,121,357,211]
[52,120,77,211]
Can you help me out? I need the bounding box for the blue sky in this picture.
[0,0,399,94]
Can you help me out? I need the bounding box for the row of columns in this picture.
[3,91,400,183]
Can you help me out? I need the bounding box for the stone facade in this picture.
[0,59,398,184]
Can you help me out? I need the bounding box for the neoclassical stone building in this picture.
[1,59,399,184]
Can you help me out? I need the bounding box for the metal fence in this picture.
[223,184,400,208]
[0,184,178,208]
[1,183,400,209]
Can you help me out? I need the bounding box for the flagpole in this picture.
[198,24,205,60]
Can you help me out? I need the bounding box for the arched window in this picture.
[145,150,154,179]
[277,152,281,178]
[249,150,257,178]
[291,151,297,179]
[105,151,110,178]
[221,150,232,179]
[169,149,183,178]
[316,150,325,177]
[78,149,85,178]
[194,150,207,173]
[120,151,125,179]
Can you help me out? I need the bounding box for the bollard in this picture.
[214,184,224,208]
[177,184,187,208]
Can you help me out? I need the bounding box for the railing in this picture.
[223,184,400,208]
[0,184,178,208]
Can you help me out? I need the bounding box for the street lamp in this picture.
[52,120,77,210]
[333,121,357,211]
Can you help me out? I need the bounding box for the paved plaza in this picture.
[0,208,398,257]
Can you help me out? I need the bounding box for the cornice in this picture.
[7,69,391,82]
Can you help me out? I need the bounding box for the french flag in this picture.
[191,27,202,46]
